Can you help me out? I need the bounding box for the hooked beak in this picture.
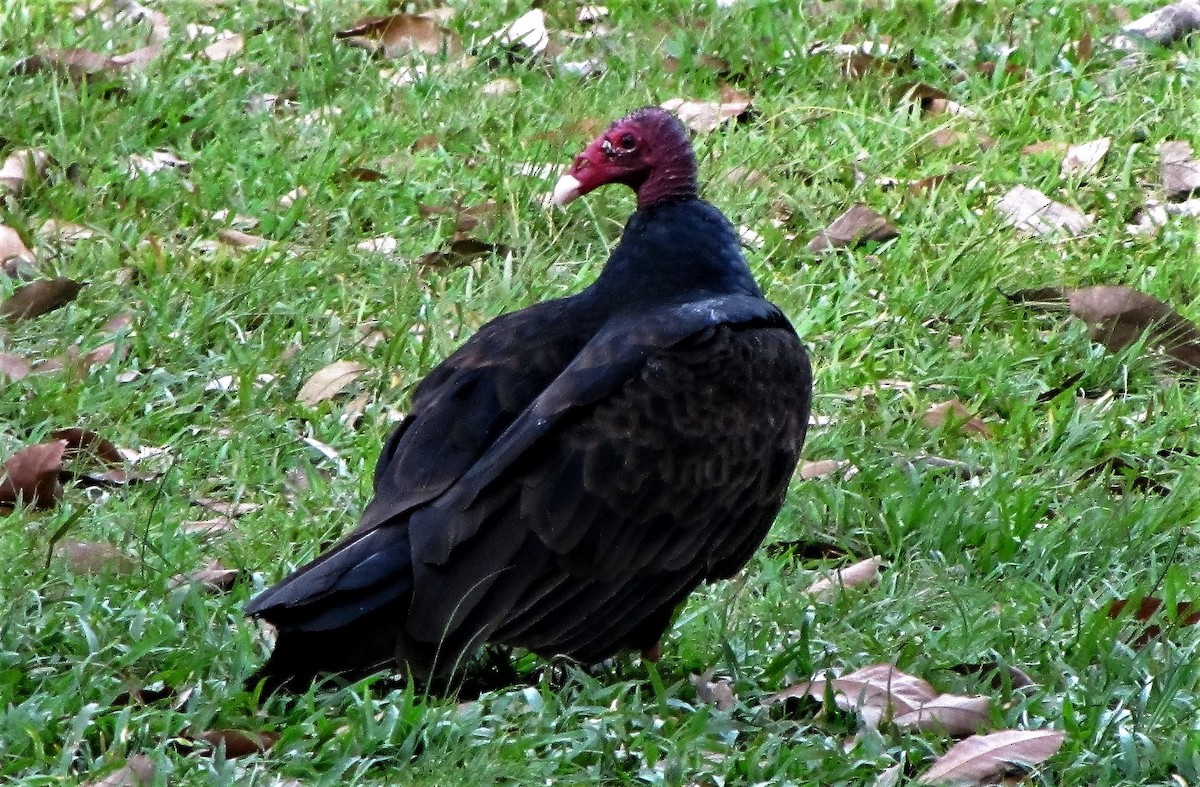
[549,173,583,208]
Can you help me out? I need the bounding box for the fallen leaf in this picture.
[926,129,995,151]
[201,31,244,61]
[418,238,510,267]
[769,664,938,726]
[1,278,84,321]
[55,540,137,574]
[50,428,124,464]
[83,754,155,787]
[1060,137,1111,178]
[356,235,400,255]
[477,9,550,61]
[0,148,51,195]
[0,353,31,381]
[892,694,991,736]
[0,225,36,273]
[922,400,995,439]
[179,518,237,535]
[805,556,883,597]
[192,499,260,518]
[336,13,460,58]
[661,87,751,134]
[808,203,899,252]
[799,459,856,481]
[1112,1,1200,50]
[170,560,242,593]
[917,729,1065,784]
[947,661,1037,691]
[216,228,272,250]
[1159,140,1200,201]
[298,360,368,405]
[39,219,95,243]
[418,201,500,234]
[0,440,67,510]
[1066,285,1200,371]
[1108,596,1200,646]
[10,48,124,84]
[995,186,1091,238]
[128,149,190,177]
[191,728,279,758]
[1020,140,1069,156]
[690,670,736,710]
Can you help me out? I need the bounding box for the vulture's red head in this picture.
[552,107,699,210]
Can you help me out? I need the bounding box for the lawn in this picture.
[2,0,1199,784]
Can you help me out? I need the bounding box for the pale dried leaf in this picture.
[192,499,260,517]
[768,664,938,718]
[661,91,751,134]
[179,518,237,535]
[56,540,137,574]
[1112,1,1200,50]
[216,228,271,250]
[1060,137,1111,178]
[170,560,241,593]
[922,399,994,439]
[799,459,856,481]
[806,556,883,597]
[995,186,1091,238]
[84,754,155,787]
[201,31,244,61]
[39,219,95,242]
[917,729,1065,784]
[0,225,35,269]
[1,277,85,321]
[298,360,368,405]
[356,234,400,254]
[129,149,190,177]
[479,9,549,57]
[1159,140,1200,200]
[808,204,899,252]
[482,78,518,95]
[0,353,31,381]
[893,694,991,736]
[0,148,51,195]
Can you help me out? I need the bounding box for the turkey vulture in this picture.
[245,107,812,692]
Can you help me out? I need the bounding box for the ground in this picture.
[1,0,1199,784]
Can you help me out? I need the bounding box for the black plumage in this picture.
[245,108,812,692]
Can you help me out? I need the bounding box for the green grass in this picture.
[2,0,1199,783]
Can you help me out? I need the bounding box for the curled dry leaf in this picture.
[769,664,938,727]
[0,148,51,195]
[922,400,994,439]
[55,540,138,575]
[808,204,899,252]
[336,13,461,58]
[995,186,1091,238]
[1112,1,1200,50]
[1060,137,1111,178]
[83,754,155,787]
[191,728,279,758]
[661,87,751,134]
[1,440,67,510]
[170,560,242,593]
[0,353,32,381]
[1159,140,1200,201]
[892,694,991,736]
[805,556,883,598]
[690,670,736,710]
[917,729,1065,784]
[298,360,368,405]
[1,277,85,321]
[1066,285,1200,372]
[1,225,36,278]
[1108,596,1200,647]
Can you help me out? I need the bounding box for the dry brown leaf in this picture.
[0,440,67,510]
[0,148,51,195]
[170,560,242,593]
[51,427,124,464]
[1,277,85,320]
[690,671,736,710]
[10,48,123,84]
[1108,596,1200,647]
[55,540,137,575]
[892,694,991,736]
[336,13,461,58]
[926,129,994,151]
[917,729,1065,784]
[1060,137,1111,178]
[418,201,500,234]
[805,556,883,597]
[83,754,155,787]
[0,225,36,273]
[0,352,31,381]
[298,360,367,405]
[1159,140,1200,201]
[191,728,279,757]
[418,238,511,267]
[1112,1,1200,50]
[216,228,272,250]
[769,664,938,726]
[808,203,899,252]
[661,88,751,134]
[995,186,1091,238]
[1066,285,1200,371]
[923,400,995,439]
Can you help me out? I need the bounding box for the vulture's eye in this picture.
[619,133,637,150]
